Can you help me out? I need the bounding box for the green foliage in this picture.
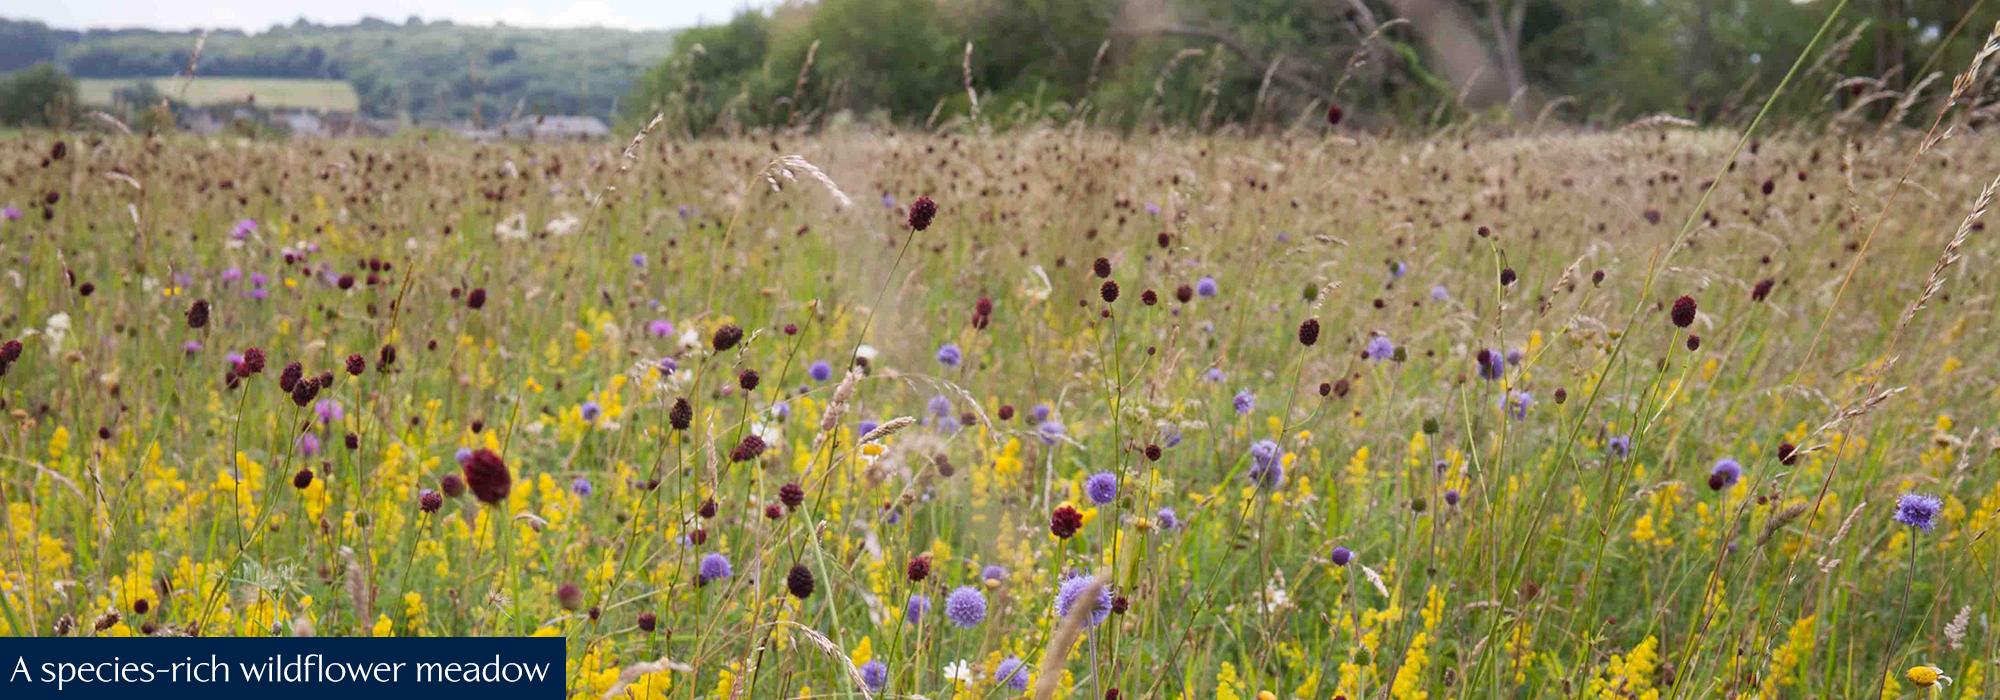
[0,63,77,127]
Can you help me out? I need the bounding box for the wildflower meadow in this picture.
[6,78,2000,700]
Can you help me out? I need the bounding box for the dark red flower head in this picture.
[712,324,744,352]
[1298,318,1320,347]
[440,473,466,498]
[786,564,816,599]
[908,196,938,232]
[241,347,267,374]
[186,299,210,329]
[906,555,931,582]
[462,448,513,505]
[1671,295,1697,328]
[1050,504,1084,539]
[778,482,804,510]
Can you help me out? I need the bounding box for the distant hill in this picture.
[0,17,675,120]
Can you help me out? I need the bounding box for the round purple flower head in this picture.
[857,419,879,437]
[297,433,321,457]
[1232,389,1255,415]
[1365,335,1395,360]
[944,586,987,627]
[647,320,674,337]
[571,477,592,497]
[1196,276,1219,298]
[1054,574,1113,627]
[1144,202,1161,216]
[455,447,475,466]
[1430,285,1449,301]
[1084,472,1118,505]
[315,399,344,424]
[859,660,887,692]
[1501,391,1533,420]
[1475,348,1506,381]
[1155,506,1180,531]
[808,360,833,382]
[981,564,1007,583]
[1893,493,1943,532]
[1607,435,1632,459]
[927,394,953,418]
[1203,367,1225,383]
[994,657,1030,691]
[0,206,20,221]
[1330,546,1353,566]
[698,552,732,584]
[1036,419,1066,446]
[183,340,204,355]
[656,357,678,377]
[630,253,647,268]
[1031,403,1052,423]
[936,343,963,368]
[1389,260,1407,279]
[1248,440,1284,490]
[1707,458,1742,491]
[580,401,602,423]
[231,218,257,240]
[1444,489,1461,507]
[904,593,931,624]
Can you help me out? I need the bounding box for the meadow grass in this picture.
[75,77,362,112]
[0,122,1997,700]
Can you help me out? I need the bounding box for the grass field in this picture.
[75,77,361,112]
[0,121,1996,700]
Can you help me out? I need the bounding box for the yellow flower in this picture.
[1907,665,1951,688]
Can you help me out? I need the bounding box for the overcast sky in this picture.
[13,0,771,32]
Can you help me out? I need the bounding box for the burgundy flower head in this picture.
[462,448,513,504]
[908,196,938,232]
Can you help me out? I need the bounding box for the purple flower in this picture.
[1203,367,1225,383]
[656,357,678,377]
[571,477,593,497]
[1365,335,1395,360]
[808,360,832,382]
[1330,546,1353,566]
[1036,419,1066,445]
[1155,506,1180,531]
[647,320,674,337]
[1389,261,1407,278]
[182,340,204,355]
[857,419,879,437]
[1054,574,1113,627]
[1893,493,1942,532]
[314,399,344,424]
[904,593,930,624]
[580,401,601,423]
[630,253,647,268]
[1232,389,1255,415]
[698,552,733,584]
[994,657,1029,691]
[1196,276,1219,298]
[859,660,887,692]
[0,206,20,221]
[455,447,474,465]
[1708,458,1742,490]
[1608,435,1632,459]
[231,218,257,240]
[1431,285,1450,301]
[944,586,987,627]
[677,205,693,220]
[927,394,953,418]
[1501,391,1533,420]
[1144,202,1161,216]
[936,343,963,368]
[296,433,321,457]
[880,193,896,209]
[1031,403,1052,423]
[1084,472,1118,505]
[1249,440,1284,490]
[221,267,243,284]
[1475,348,1506,381]
[1444,489,1461,507]
[981,564,1007,582]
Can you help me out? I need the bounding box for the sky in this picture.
[12,0,772,32]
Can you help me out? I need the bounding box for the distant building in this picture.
[497,115,610,141]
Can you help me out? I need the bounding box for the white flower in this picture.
[678,328,703,353]
[1020,265,1052,302]
[855,344,879,362]
[942,660,974,684]
[495,212,529,240]
[43,313,70,355]
[544,213,581,237]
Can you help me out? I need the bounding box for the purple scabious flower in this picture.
[455,447,475,465]
[1475,348,1506,381]
[994,657,1030,691]
[1031,403,1052,423]
[981,564,1007,582]
[698,552,732,584]
[0,206,20,221]
[571,477,593,497]
[808,360,833,382]
[1507,349,1525,366]
[1365,335,1395,360]
[857,419,880,437]
[1144,201,1161,216]
[630,253,647,268]
[677,204,693,220]
[936,343,963,368]
[315,399,345,424]
[927,394,953,418]
[1608,435,1632,459]
[656,357,678,377]
[1232,389,1255,415]
[1036,419,1066,446]
[231,218,257,240]
[859,660,887,692]
[1389,260,1408,278]
[1330,546,1353,566]
[1501,391,1533,420]
[580,401,602,423]
[183,340,204,355]
[905,593,931,624]
[1084,472,1118,505]
[1203,367,1225,383]
[1249,440,1284,490]
[1444,489,1461,507]
[647,320,674,337]
[1430,285,1449,301]
[296,433,321,457]
[221,266,244,284]
[880,193,896,209]
[1054,574,1113,627]
[1893,493,1943,532]
[1155,506,1180,531]
[1195,276,1219,298]
[944,586,987,627]
[1707,458,1742,491]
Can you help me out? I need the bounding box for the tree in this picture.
[0,63,79,128]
